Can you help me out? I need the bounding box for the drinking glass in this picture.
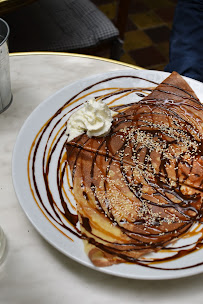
[0,225,6,264]
[0,17,12,113]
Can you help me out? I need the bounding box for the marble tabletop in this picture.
[1,52,203,304]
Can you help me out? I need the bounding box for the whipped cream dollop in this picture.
[66,98,117,141]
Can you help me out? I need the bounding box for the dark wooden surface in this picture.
[0,0,36,15]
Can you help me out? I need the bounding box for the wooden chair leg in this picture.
[110,0,131,60]
[110,37,124,60]
[115,0,131,40]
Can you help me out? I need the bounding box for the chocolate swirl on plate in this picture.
[28,72,203,270]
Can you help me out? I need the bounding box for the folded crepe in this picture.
[66,71,203,267]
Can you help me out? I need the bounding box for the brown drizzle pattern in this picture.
[27,74,203,271]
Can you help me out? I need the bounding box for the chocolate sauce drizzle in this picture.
[28,74,203,271]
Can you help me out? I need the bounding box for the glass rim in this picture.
[0,18,10,47]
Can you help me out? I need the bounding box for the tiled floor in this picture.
[91,0,178,70]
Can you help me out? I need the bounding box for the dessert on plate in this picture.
[65,71,203,267]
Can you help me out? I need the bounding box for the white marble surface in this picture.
[1,53,203,304]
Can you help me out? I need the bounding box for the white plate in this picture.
[12,69,203,280]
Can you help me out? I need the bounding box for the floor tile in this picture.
[144,26,171,43]
[157,41,170,60]
[143,0,174,9]
[155,6,176,22]
[129,11,164,29]
[167,22,173,29]
[169,0,178,4]
[124,30,152,51]
[149,63,168,71]
[98,2,117,20]
[129,46,166,68]
[128,0,149,14]
[126,18,138,31]
[93,0,177,71]
[120,53,137,65]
